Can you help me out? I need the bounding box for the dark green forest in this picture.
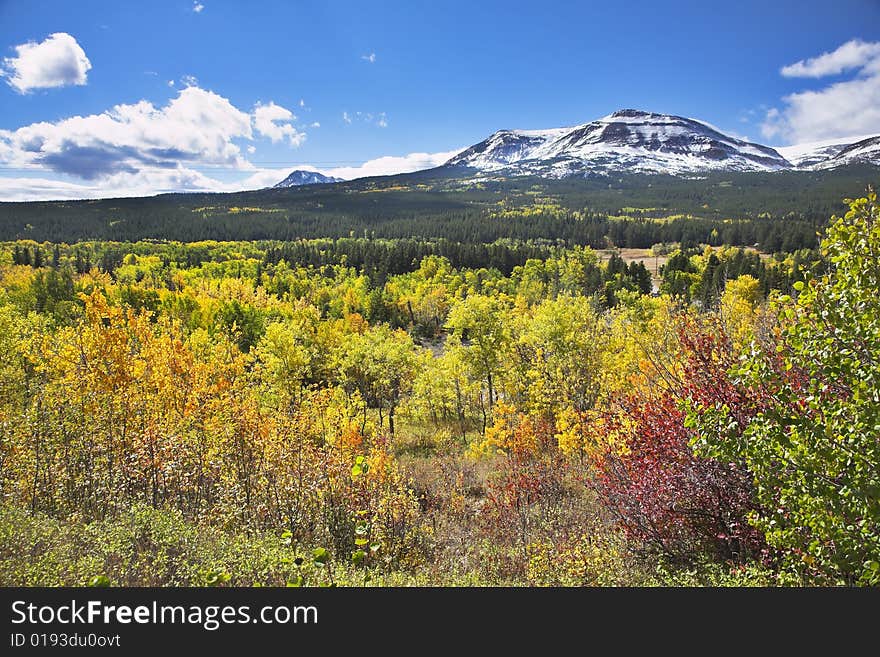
[2,167,877,249]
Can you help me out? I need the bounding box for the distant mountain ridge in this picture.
[441,109,880,178]
[274,170,343,187]
[775,134,879,168]
[815,136,880,169]
[270,110,880,187]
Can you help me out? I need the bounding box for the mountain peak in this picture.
[445,109,791,177]
[608,108,652,119]
[600,108,678,124]
[274,170,343,188]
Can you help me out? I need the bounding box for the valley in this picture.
[2,5,879,648]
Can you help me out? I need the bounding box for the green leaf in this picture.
[351,549,366,565]
[286,575,304,587]
[205,570,231,586]
[312,547,329,564]
[88,575,110,587]
[355,537,369,546]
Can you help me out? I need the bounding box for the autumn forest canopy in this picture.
[0,179,879,587]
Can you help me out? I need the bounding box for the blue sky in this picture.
[1,0,879,200]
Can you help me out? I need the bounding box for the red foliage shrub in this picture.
[592,320,765,564]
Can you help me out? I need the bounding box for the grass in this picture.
[0,503,523,587]
[0,422,784,588]
[596,247,668,280]
[0,502,779,586]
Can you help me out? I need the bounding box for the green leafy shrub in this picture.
[688,192,880,585]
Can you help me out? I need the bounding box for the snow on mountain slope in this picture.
[775,135,877,168]
[811,136,880,169]
[268,114,878,188]
[274,170,343,188]
[444,109,792,177]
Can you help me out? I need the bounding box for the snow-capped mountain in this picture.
[799,136,880,169]
[269,113,879,187]
[274,170,343,187]
[775,139,855,169]
[444,109,792,178]
[774,135,878,169]
[823,136,880,167]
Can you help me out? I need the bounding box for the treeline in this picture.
[1,203,825,252]
[262,238,556,278]
[12,243,103,273]
[9,238,558,279]
[6,239,814,325]
[3,166,875,248]
[2,240,655,341]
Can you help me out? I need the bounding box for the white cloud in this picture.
[324,148,464,180]
[0,168,222,201]
[181,74,198,87]
[0,86,253,179]
[252,101,305,146]
[0,86,311,195]
[781,39,880,78]
[193,1,204,13]
[167,79,175,87]
[377,112,388,128]
[299,98,306,108]
[0,78,457,200]
[1,32,91,93]
[236,168,296,190]
[342,111,352,124]
[762,39,880,144]
[361,52,376,64]
[309,121,320,128]
[0,147,466,201]
[228,149,464,188]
